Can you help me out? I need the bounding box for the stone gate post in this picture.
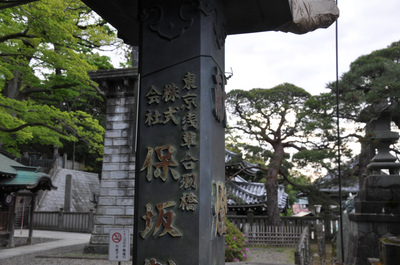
[133,1,227,264]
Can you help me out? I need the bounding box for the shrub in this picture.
[225,218,248,262]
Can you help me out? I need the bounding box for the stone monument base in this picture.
[346,213,400,265]
[379,237,400,265]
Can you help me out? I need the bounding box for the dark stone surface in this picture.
[83,244,108,255]
[358,244,373,264]
[81,0,294,46]
[365,188,400,201]
[354,257,365,265]
[364,232,379,247]
[0,233,9,247]
[133,1,226,264]
[346,113,400,264]
[355,201,400,214]
[376,223,389,237]
[349,213,400,223]
[379,238,400,265]
[365,175,400,189]
[357,221,373,234]
[387,223,400,236]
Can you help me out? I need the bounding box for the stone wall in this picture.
[346,215,400,264]
[36,168,99,212]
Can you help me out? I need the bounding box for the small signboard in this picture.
[109,228,130,261]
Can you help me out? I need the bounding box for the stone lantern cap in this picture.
[82,0,339,45]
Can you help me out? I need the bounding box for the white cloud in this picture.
[225,0,400,95]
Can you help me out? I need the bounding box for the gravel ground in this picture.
[1,241,294,265]
[245,246,295,264]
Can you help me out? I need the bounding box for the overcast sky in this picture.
[225,0,400,96]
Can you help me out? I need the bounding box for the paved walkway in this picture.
[0,229,91,260]
[0,230,292,265]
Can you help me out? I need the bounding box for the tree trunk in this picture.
[358,123,375,176]
[266,172,280,226]
[266,144,284,226]
[357,122,376,201]
[3,70,23,99]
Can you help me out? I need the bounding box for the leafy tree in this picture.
[280,41,400,212]
[227,83,342,225]
[0,0,122,158]
[227,83,304,225]
[280,172,311,216]
[328,40,400,175]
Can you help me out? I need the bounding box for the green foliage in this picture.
[283,173,311,205]
[335,40,400,124]
[85,53,114,70]
[324,40,400,175]
[327,40,400,125]
[0,96,104,156]
[0,0,124,159]
[226,83,314,164]
[225,218,248,262]
[226,83,340,224]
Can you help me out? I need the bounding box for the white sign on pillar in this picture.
[109,228,130,261]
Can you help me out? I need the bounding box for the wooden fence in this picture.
[33,209,94,233]
[244,223,304,246]
[228,214,339,242]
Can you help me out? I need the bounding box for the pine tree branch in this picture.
[0,31,36,43]
[21,83,80,96]
[90,82,106,101]
[0,122,68,135]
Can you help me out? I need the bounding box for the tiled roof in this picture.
[0,154,57,191]
[0,154,26,177]
[227,176,289,211]
[316,157,359,194]
[225,149,259,177]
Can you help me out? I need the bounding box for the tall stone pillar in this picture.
[346,111,400,264]
[133,1,227,264]
[85,68,138,254]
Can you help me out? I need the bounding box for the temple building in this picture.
[0,154,57,247]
